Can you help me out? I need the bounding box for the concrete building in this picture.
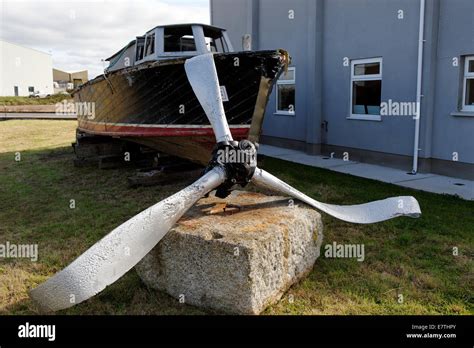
[211,0,474,179]
[0,39,54,97]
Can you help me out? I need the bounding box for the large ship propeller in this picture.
[30,53,420,312]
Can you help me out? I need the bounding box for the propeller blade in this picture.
[185,53,233,143]
[252,168,421,224]
[30,167,226,312]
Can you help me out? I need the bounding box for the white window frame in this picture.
[348,57,383,121]
[462,56,474,112]
[275,67,296,116]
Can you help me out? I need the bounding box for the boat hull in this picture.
[75,50,287,165]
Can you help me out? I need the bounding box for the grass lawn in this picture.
[0,120,472,315]
[0,94,72,106]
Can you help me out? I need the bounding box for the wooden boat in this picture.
[74,24,288,165]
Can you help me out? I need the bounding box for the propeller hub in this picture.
[206,140,258,198]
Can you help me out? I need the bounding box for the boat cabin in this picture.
[105,24,235,72]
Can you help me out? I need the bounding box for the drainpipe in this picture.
[412,0,426,174]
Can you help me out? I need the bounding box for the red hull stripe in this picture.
[78,123,250,138]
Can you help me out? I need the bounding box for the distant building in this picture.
[53,68,88,93]
[0,39,54,97]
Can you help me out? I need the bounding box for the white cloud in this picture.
[0,0,209,78]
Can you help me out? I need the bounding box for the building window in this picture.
[462,56,474,112]
[275,67,295,115]
[350,58,382,121]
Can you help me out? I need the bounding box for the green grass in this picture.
[260,160,474,315]
[0,94,72,106]
[0,120,472,315]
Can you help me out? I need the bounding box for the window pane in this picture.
[279,69,295,81]
[164,35,196,52]
[354,62,380,76]
[145,34,155,56]
[207,36,227,53]
[466,79,474,106]
[214,38,224,53]
[164,28,196,52]
[136,37,145,60]
[352,80,382,115]
[277,84,295,112]
[469,60,474,73]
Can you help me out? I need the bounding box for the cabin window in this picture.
[206,37,216,53]
[136,38,145,61]
[145,33,155,56]
[350,58,382,121]
[275,67,296,115]
[462,56,474,112]
[28,86,34,94]
[207,36,229,53]
[164,27,196,52]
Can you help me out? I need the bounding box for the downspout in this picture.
[412,0,426,174]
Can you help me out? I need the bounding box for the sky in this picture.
[0,0,210,78]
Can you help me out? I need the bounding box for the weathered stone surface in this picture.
[135,190,323,314]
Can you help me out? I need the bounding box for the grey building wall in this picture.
[258,0,314,143]
[210,0,258,51]
[431,0,474,164]
[212,0,323,147]
[211,0,474,175]
[322,0,419,157]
